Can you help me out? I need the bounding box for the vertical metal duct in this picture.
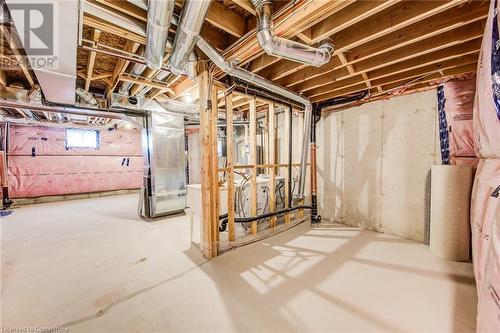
[145,0,175,70]
[251,0,334,67]
[168,0,211,76]
[196,36,311,199]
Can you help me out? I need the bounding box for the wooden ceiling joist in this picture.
[85,28,102,91]
[344,0,489,63]
[307,0,402,45]
[311,62,477,103]
[0,26,35,87]
[290,35,482,94]
[106,40,141,98]
[306,53,478,99]
[206,1,247,38]
[255,0,481,83]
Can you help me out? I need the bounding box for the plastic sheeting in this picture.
[471,0,500,331]
[474,1,500,160]
[3,124,143,198]
[443,79,478,166]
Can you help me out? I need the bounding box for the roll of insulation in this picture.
[430,165,474,261]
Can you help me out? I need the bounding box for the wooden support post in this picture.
[268,103,277,228]
[226,93,235,242]
[210,85,220,249]
[198,62,217,258]
[284,108,291,224]
[249,97,258,235]
[297,111,305,219]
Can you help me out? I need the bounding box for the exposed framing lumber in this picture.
[93,0,147,22]
[249,97,258,235]
[257,0,484,89]
[301,39,481,97]
[268,102,277,228]
[307,53,478,100]
[225,92,235,242]
[206,1,246,38]
[232,0,256,15]
[210,84,220,253]
[85,28,102,91]
[198,61,218,258]
[277,20,485,92]
[0,71,7,87]
[118,73,174,93]
[308,0,401,44]
[311,62,477,104]
[0,26,34,87]
[284,107,291,224]
[106,41,140,98]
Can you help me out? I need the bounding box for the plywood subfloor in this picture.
[1,194,477,332]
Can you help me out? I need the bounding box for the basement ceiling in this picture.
[0,0,489,111]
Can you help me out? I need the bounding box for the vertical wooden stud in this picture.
[211,86,220,249]
[268,103,277,228]
[226,93,235,242]
[284,107,291,224]
[199,62,217,258]
[249,97,258,235]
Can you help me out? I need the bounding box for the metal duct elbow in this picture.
[145,0,175,70]
[168,0,211,76]
[252,0,334,67]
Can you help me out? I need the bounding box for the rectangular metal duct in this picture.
[140,111,186,218]
[6,0,79,105]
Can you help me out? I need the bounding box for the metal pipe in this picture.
[168,0,211,76]
[145,0,175,70]
[310,106,319,224]
[196,36,311,199]
[251,0,334,67]
[0,99,140,121]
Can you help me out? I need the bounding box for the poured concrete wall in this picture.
[317,90,441,242]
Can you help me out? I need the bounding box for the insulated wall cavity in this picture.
[3,124,143,198]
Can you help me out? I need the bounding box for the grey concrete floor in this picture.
[1,194,477,332]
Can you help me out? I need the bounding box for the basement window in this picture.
[65,129,99,149]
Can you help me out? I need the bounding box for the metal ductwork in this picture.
[111,93,197,117]
[75,88,98,106]
[120,48,147,95]
[145,0,175,70]
[196,36,311,199]
[251,0,334,67]
[168,0,211,76]
[6,1,79,105]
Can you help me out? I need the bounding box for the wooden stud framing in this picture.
[225,93,235,242]
[249,97,258,235]
[210,85,220,250]
[198,62,218,258]
[284,107,291,224]
[268,103,277,228]
[85,28,102,91]
[0,26,34,87]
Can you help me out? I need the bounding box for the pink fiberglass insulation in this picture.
[473,0,500,160]
[443,78,478,166]
[3,124,143,198]
[471,0,500,331]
